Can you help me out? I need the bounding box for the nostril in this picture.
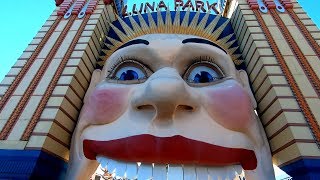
[137,105,154,110]
[177,105,194,111]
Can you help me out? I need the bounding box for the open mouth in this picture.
[95,156,245,179]
[84,135,256,179]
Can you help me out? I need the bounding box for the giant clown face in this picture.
[66,34,275,180]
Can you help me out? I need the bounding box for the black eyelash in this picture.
[106,56,151,80]
[107,56,126,74]
[188,56,216,65]
[183,56,225,77]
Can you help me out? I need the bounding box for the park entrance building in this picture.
[0,0,319,179]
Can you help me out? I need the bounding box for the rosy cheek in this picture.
[82,88,130,124]
[204,82,253,132]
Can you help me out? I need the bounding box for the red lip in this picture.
[83,134,257,170]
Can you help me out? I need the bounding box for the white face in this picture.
[66,34,275,180]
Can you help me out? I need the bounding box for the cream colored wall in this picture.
[230,0,320,167]
[0,1,114,161]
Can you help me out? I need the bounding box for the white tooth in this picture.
[233,174,244,180]
[196,166,209,180]
[153,164,167,180]
[226,166,236,180]
[208,167,226,180]
[167,164,183,180]
[232,165,243,176]
[137,163,153,179]
[107,159,119,174]
[208,170,218,180]
[111,172,116,178]
[95,165,105,175]
[96,156,109,168]
[219,168,228,180]
[236,170,245,180]
[183,165,196,180]
[126,162,138,179]
[115,161,127,178]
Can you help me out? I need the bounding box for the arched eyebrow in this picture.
[182,38,227,54]
[116,39,149,51]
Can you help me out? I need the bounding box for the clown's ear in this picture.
[83,69,101,104]
[238,69,257,109]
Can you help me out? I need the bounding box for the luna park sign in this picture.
[121,0,222,17]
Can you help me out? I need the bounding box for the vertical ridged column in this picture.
[287,0,320,46]
[0,7,61,147]
[72,0,87,15]
[57,0,75,16]
[231,0,320,179]
[23,0,112,162]
[0,0,113,178]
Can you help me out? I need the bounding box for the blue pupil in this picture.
[194,71,214,83]
[119,70,139,80]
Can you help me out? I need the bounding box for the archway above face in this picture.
[66,34,275,180]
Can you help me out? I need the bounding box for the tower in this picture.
[0,0,111,178]
[0,0,319,179]
[226,0,320,178]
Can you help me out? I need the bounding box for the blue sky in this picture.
[0,0,319,82]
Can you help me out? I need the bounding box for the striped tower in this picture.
[0,0,115,178]
[225,0,320,179]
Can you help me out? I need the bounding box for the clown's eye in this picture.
[185,62,224,84]
[107,60,151,83]
[115,67,145,80]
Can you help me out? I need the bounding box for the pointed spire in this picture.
[197,10,210,30]
[115,14,135,37]
[97,60,105,66]
[173,6,181,33]
[165,8,172,33]
[179,7,190,34]
[234,59,244,65]
[203,15,221,38]
[225,39,236,49]
[146,8,157,32]
[108,22,130,42]
[228,46,239,55]
[216,33,233,45]
[137,11,150,33]
[106,35,122,46]
[189,9,200,29]
[157,8,165,32]
[231,54,242,61]
[128,15,143,36]
[102,43,114,50]
[181,7,190,27]
[212,19,230,41]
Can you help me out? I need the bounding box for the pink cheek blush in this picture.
[204,82,253,132]
[82,88,130,124]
